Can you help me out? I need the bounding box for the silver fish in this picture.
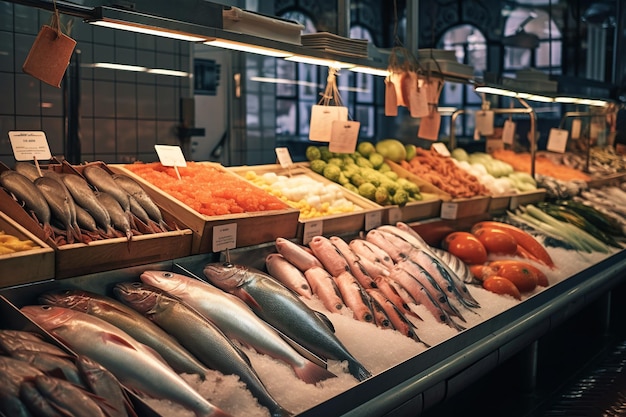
[21,305,231,417]
[13,161,42,181]
[96,191,133,243]
[39,289,209,377]
[0,171,52,236]
[139,270,334,385]
[112,173,166,229]
[34,176,82,244]
[203,262,372,382]
[33,375,107,417]
[113,282,292,417]
[61,174,112,232]
[76,355,130,417]
[83,165,131,213]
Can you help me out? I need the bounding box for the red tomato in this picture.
[472,227,518,255]
[487,260,538,293]
[482,276,521,300]
[442,231,488,265]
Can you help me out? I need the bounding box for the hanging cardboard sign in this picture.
[23,23,76,88]
[418,110,441,141]
[329,120,360,153]
[502,119,516,145]
[309,105,349,142]
[409,78,429,118]
[384,78,398,116]
[547,128,569,153]
[475,110,494,136]
[570,119,582,140]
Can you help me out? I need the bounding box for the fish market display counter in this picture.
[1,245,625,417]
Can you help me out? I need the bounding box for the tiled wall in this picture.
[0,1,190,167]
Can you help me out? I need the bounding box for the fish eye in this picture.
[222,262,233,268]
[131,282,141,287]
[163,272,173,278]
[42,305,52,310]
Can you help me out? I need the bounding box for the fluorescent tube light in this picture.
[91,63,147,72]
[350,66,390,77]
[285,55,354,68]
[204,39,292,57]
[89,20,208,42]
[475,86,517,97]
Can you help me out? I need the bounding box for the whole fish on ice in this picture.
[203,261,372,382]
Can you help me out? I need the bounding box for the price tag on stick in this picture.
[275,147,293,168]
[155,145,187,180]
[9,131,52,161]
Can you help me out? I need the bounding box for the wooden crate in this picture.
[440,195,491,220]
[0,163,193,279]
[228,164,385,243]
[111,163,300,253]
[0,211,54,287]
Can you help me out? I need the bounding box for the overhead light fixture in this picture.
[204,39,292,57]
[349,66,390,77]
[147,69,190,77]
[86,6,211,42]
[90,63,147,72]
[285,55,354,68]
[475,86,517,97]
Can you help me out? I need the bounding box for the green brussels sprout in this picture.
[392,189,409,206]
[350,173,367,187]
[384,170,399,181]
[338,172,350,185]
[368,152,385,169]
[355,157,374,169]
[378,162,391,173]
[343,183,358,193]
[319,146,332,162]
[327,157,344,167]
[310,159,327,175]
[305,146,321,162]
[374,186,390,205]
[358,182,377,200]
[356,141,376,157]
[402,180,420,196]
[323,164,342,182]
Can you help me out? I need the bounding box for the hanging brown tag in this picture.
[385,77,398,116]
[23,21,76,88]
[418,109,441,141]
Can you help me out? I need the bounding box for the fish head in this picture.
[112,282,161,315]
[20,305,79,331]
[38,289,93,312]
[202,262,247,292]
[140,270,187,295]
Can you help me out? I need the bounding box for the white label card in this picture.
[309,105,348,142]
[388,207,403,224]
[212,223,237,252]
[155,145,187,167]
[431,142,450,157]
[571,119,581,140]
[546,128,569,153]
[302,220,323,245]
[9,131,52,161]
[328,120,360,153]
[502,120,516,145]
[440,202,459,219]
[365,210,382,230]
[275,147,293,168]
[475,110,494,136]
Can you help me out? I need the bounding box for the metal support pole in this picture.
[337,0,350,38]
[405,0,419,53]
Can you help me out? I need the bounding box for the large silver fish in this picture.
[39,289,209,377]
[20,304,231,417]
[34,176,82,244]
[0,170,53,237]
[203,262,372,382]
[113,282,292,417]
[83,165,131,213]
[112,173,167,231]
[61,174,113,233]
[139,270,334,384]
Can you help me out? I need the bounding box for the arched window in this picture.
[437,24,487,138]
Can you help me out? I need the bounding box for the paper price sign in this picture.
[309,105,348,142]
[502,120,516,145]
[387,207,403,224]
[431,142,450,157]
[155,145,187,167]
[546,128,569,153]
[212,223,237,252]
[570,119,581,140]
[365,210,382,230]
[475,110,494,136]
[302,220,323,245]
[275,147,293,168]
[9,131,52,161]
[329,120,360,153]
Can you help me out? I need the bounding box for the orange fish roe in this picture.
[125,162,288,216]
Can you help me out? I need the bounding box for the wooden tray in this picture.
[111,162,300,253]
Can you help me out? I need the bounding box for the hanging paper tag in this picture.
[502,119,516,145]
[155,145,187,167]
[486,138,504,153]
[590,122,604,140]
[546,128,569,153]
[22,25,76,88]
[275,147,293,168]
[418,110,441,141]
[9,131,52,161]
[309,105,348,142]
[475,110,494,136]
[384,78,398,116]
[570,119,581,140]
[212,223,237,252]
[390,72,406,107]
[431,142,450,157]
[409,78,429,118]
[329,120,360,153]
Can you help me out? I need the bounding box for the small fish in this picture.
[0,330,70,358]
[365,229,409,263]
[0,355,44,393]
[265,253,313,298]
[333,271,374,323]
[61,174,113,232]
[330,236,377,289]
[112,173,167,230]
[275,237,323,272]
[11,350,84,387]
[34,176,82,244]
[374,276,422,321]
[33,374,108,417]
[366,288,425,345]
[21,304,231,417]
[309,235,351,277]
[203,262,372,382]
[83,165,131,213]
[19,380,58,417]
[114,282,292,417]
[96,191,133,243]
[0,170,53,237]
[304,266,345,313]
[349,238,395,270]
[76,355,131,417]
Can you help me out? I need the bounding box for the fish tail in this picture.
[292,360,336,384]
[66,225,75,244]
[348,359,372,382]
